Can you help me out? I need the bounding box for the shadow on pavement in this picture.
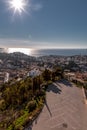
[25,124,33,130]
[34,99,52,124]
[45,99,52,117]
[58,79,73,87]
[47,83,62,94]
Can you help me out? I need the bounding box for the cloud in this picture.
[0,38,30,48]
[28,34,32,39]
[0,38,87,49]
[0,38,44,48]
[27,0,42,14]
[32,3,42,11]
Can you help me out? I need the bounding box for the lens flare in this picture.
[8,0,28,14]
[8,48,32,55]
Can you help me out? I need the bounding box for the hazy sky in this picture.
[0,0,87,49]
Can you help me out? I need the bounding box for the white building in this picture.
[4,72,9,83]
[27,69,41,77]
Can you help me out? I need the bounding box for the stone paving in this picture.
[26,80,87,130]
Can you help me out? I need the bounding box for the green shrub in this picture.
[39,90,45,97]
[26,100,36,112]
[0,100,7,111]
[47,80,53,85]
[7,125,14,130]
[13,111,28,130]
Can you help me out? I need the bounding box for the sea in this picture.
[0,48,87,57]
[31,49,87,57]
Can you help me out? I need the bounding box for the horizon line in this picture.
[0,47,87,50]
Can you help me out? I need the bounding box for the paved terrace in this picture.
[26,80,87,130]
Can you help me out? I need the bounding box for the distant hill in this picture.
[0,52,36,62]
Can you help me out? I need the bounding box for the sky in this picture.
[0,0,87,49]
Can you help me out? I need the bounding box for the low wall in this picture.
[82,87,87,104]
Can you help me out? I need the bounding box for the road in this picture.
[25,80,87,130]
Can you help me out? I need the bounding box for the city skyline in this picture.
[0,0,87,49]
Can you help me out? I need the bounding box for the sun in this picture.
[8,48,32,55]
[10,0,24,12]
[8,0,27,14]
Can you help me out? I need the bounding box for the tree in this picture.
[33,75,43,93]
[54,67,64,79]
[42,69,52,81]
[52,71,56,81]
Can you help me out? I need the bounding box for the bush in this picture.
[0,99,7,111]
[26,100,36,112]
[7,125,14,130]
[13,111,28,130]
[39,90,45,97]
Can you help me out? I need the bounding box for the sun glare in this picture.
[8,48,32,55]
[8,0,27,14]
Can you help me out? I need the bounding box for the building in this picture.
[27,68,41,77]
